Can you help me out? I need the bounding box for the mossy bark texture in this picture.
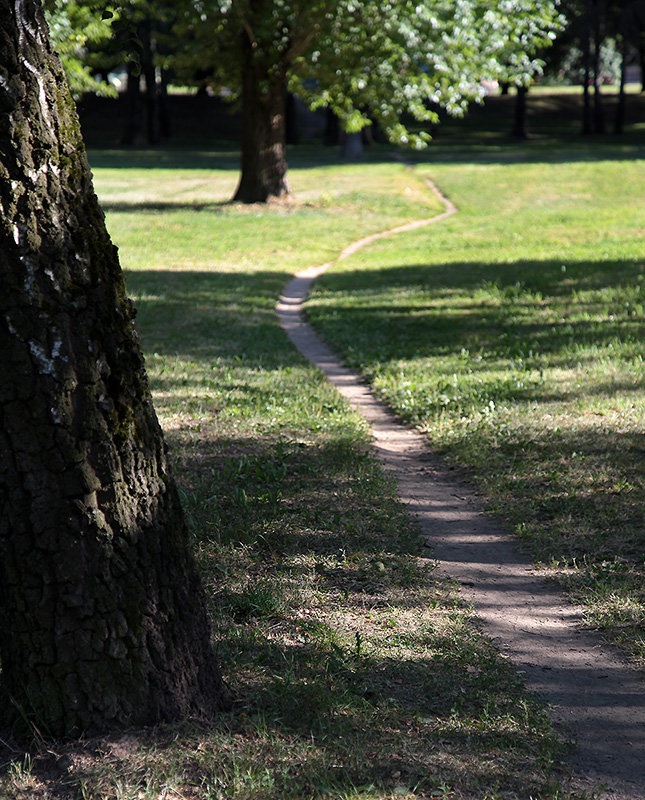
[0,0,229,738]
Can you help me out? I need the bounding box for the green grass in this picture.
[306,150,645,663]
[0,148,579,799]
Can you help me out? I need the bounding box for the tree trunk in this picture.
[0,0,230,739]
[141,20,161,146]
[285,92,299,145]
[324,108,341,145]
[233,44,289,203]
[361,119,376,146]
[159,68,171,139]
[582,0,593,134]
[121,62,145,146]
[592,0,605,134]
[512,85,529,138]
[614,33,627,135]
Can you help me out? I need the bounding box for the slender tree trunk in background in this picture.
[592,0,605,134]
[512,85,529,138]
[121,61,145,146]
[159,69,171,138]
[285,92,299,145]
[366,117,383,143]
[324,108,340,145]
[361,121,376,145]
[141,20,161,146]
[614,33,627,134]
[141,20,174,145]
[233,37,289,203]
[582,0,593,133]
[0,0,230,739]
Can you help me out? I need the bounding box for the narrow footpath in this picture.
[276,180,645,800]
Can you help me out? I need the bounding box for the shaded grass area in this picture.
[428,88,645,154]
[306,154,645,663]
[0,154,577,799]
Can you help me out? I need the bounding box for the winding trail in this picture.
[276,177,645,799]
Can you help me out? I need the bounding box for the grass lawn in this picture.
[0,148,582,799]
[307,146,645,664]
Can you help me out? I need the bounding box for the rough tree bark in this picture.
[233,37,289,203]
[0,0,230,738]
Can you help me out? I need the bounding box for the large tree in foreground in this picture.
[0,0,229,738]
[175,0,564,202]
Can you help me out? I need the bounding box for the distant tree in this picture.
[612,0,645,132]
[583,0,594,132]
[0,0,229,738]
[173,0,564,203]
[115,6,177,146]
[44,0,178,145]
[512,85,530,138]
[544,0,645,134]
[582,0,645,133]
[591,0,606,133]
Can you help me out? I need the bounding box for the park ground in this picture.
[1,89,643,799]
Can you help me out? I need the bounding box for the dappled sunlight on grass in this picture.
[308,156,645,664]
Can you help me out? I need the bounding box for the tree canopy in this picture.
[170,0,564,200]
[43,0,565,200]
[178,0,563,143]
[44,0,118,98]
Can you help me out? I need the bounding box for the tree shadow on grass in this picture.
[145,252,637,397]
[86,143,423,173]
[308,257,644,374]
[0,426,567,799]
[124,260,643,577]
[102,200,232,213]
[306,255,644,648]
[87,147,243,172]
[124,269,296,370]
[418,138,645,167]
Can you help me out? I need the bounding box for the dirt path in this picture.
[276,182,645,800]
